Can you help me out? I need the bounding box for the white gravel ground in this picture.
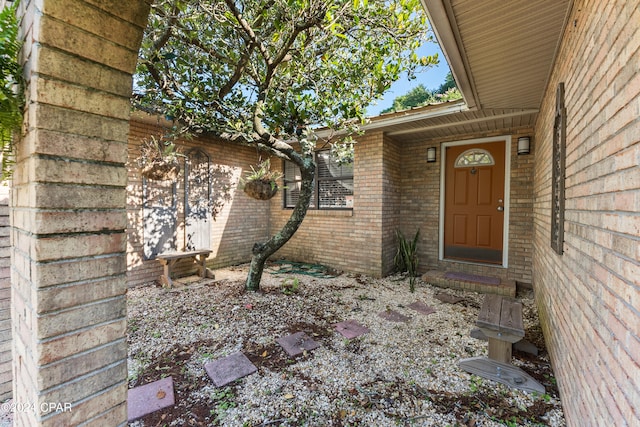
[127,263,565,427]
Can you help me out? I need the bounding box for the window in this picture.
[454,148,495,167]
[283,150,354,209]
[551,82,566,255]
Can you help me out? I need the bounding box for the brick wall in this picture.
[268,128,535,282]
[381,135,403,274]
[127,117,272,287]
[397,137,440,275]
[11,1,149,425]
[507,133,536,284]
[353,132,385,275]
[533,0,640,425]
[0,187,10,401]
[271,132,386,276]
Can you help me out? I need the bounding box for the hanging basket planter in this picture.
[241,158,282,201]
[135,135,183,181]
[141,159,181,181]
[243,179,279,200]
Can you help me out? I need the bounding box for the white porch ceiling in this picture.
[423,0,573,111]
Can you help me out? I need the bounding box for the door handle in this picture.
[497,206,504,211]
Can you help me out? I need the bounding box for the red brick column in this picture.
[11,1,149,425]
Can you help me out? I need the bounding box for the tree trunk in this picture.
[245,158,315,291]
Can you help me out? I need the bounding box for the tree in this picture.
[436,70,457,94]
[380,71,460,113]
[0,2,23,180]
[135,0,437,291]
[380,84,434,113]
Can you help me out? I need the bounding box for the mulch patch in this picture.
[129,340,222,426]
[243,321,331,371]
[286,321,334,339]
[243,340,314,372]
[428,387,558,426]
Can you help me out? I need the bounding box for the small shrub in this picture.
[210,387,237,422]
[281,277,300,295]
[394,229,420,292]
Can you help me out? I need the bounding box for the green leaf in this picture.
[135,0,433,145]
[0,2,23,180]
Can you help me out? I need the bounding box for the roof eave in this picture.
[421,0,479,110]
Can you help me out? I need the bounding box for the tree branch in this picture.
[223,0,273,66]
[218,45,255,99]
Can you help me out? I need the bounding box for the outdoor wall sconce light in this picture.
[518,136,531,155]
[427,147,437,162]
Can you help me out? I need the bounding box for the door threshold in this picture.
[442,258,506,269]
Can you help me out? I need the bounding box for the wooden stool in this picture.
[476,294,524,363]
[458,294,545,393]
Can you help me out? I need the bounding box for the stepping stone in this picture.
[514,339,539,356]
[407,301,436,315]
[127,377,175,422]
[276,331,321,357]
[334,320,370,339]
[204,352,257,387]
[434,292,463,304]
[378,309,410,322]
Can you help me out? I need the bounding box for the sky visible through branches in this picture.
[367,42,450,116]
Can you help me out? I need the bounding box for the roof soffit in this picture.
[423,0,572,111]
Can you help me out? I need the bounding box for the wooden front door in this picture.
[444,141,505,264]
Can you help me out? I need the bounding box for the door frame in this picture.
[438,135,512,268]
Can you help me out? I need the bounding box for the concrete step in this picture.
[422,270,516,297]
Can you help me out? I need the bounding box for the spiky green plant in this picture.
[394,229,420,292]
[241,158,283,186]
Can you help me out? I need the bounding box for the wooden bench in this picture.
[458,294,545,393]
[156,250,212,288]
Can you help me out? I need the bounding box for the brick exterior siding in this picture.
[532,0,640,424]
[269,129,535,283]
[381,135,403,274]
[11,1,149,425]
[126,118,271,287]
[271,132,387,276]
[0,187,9,401]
